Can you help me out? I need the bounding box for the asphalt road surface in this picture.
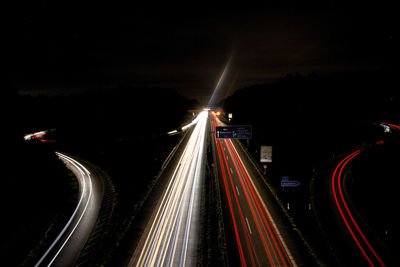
[211,112,297,266]
[129,111,208,267]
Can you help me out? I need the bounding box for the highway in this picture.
[35,152,103,267]
[129,111,208,267]
[330,149,386,267]
[210,112,296,266]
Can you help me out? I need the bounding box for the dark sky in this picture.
[7,1,397,103]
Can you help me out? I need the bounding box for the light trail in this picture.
[211,112,295,266]
[24,130,47,141]
[131,111,208,267]
[331,150,386,267]
[35,152,93,267]
[380,122,400,131]
[167,110,203,135]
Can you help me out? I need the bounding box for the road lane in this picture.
[35,152,103,267]
[211,112,296,266]
[129,111,208,267]
[330,150,386,267]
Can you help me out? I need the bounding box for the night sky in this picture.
[7,1,397,103]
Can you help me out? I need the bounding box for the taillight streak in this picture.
[215,138,248,266]
[332,150,385,267]
[211,112,294,266]
[225,138,292,266]
[212,118,247,266]
[212,113,258,265]
[216,138,260,266]
[223,138,278,265]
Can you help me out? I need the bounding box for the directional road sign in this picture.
[281,176,300,187]
[215,125,252,139]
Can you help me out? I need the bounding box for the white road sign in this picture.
[260,146,272,163]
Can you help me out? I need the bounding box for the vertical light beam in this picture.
[208,54,233,107]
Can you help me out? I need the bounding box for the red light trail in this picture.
[211,112,294,266]
[331,150,386,267]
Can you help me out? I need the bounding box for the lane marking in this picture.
[214,132,246,266]
[138,115,203,266]
[230,141,297,266]
[134,111,208,266]
[236,186,240,196]
[245,217,252,234]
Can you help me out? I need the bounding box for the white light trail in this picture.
[35,152,93,267]
[132,111,208,267]
[24,130,47,141]
[168,113,202,135]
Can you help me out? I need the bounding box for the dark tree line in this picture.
[222,70,399,178]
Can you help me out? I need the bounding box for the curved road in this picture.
[35,152,104,267]
[330,149,386,267]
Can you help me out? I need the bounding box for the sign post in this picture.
[263,164,267,175]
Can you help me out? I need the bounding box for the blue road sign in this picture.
[216,126,252,139]
[281,181,301,187]
[281,176,300,187]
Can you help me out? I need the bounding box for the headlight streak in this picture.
[35,152,93,267]
[380,122,400,130]
[133,111,208,267]
[331,150,386,267]
[211,112,295,266]
[167,113,202,135]
[24,130,47,141]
